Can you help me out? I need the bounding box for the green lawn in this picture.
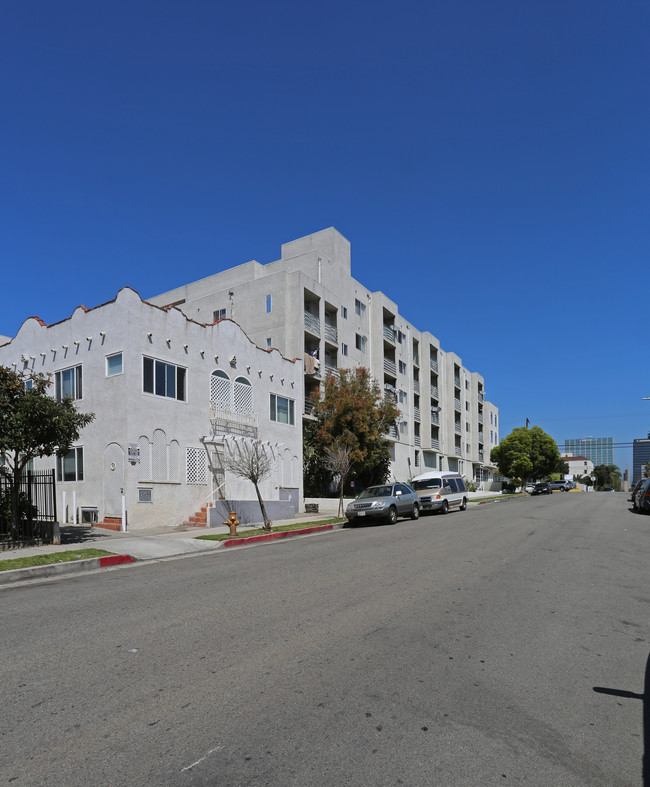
[0,549,115,572]
[196,518,344,542]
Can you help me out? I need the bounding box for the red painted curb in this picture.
[99,554,136,566]
[223,524,334,548]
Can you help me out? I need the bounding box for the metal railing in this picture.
[210,406,258,438]
[430,411,439,424]
[304,311,320,334]
[430,439,440,451]
[324,323,338,343]
[384,358,396,375]
[454,398,461,411]
[413,407,421,421]
[413,380,420,394]
[383,324,396,343]
[0,469,57,549]
[430,359,438,373]
[430,385,439,398]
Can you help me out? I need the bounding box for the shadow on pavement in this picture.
[60,525,114,544]
[593,650,650,785]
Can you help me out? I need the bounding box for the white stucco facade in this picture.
[150,228,499,483]
[0,288,303,529]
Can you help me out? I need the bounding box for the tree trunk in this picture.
[253,481,272,531]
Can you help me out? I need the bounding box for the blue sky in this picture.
[2,0,649,472]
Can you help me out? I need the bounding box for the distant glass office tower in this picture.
[633,435,650,481]
[564,437,614,467]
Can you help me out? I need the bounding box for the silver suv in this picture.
[345,483,420,525]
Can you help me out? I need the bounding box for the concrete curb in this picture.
[223,523,335,548]
[0,554,136,586]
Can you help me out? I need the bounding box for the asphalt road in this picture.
[1,492,648,786]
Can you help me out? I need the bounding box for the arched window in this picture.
[210,370,231,410]
[152,429,167,481]
[233,376,253,413]
[138,435,151,481]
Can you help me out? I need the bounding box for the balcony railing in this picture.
[388,425,399,440]
[430,359,438,373]
[384,358,396,376]
[304,398,316,415]
[455,446,462,457]
[478,450,484,461]
[430,385,439,399]
[454,375,461,386]
[478,431,484,442]
[454,423,462,435]
[414,435,421,447]
[324,364,339,380]
[304,311,320,334]
[478,392,484,402]
[430,411,439,424]
[413,406,420,422]
[478,413,484,424]
[383,324,396,343]
[413,354,419,367]
[430,439,440,451]
[210,407,258,439]
[324,323,338,343]
[413,380,420,394]
[454,397,461,411]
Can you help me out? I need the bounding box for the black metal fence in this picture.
[0,470,57,549]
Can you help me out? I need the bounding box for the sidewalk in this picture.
[0,494,505,585]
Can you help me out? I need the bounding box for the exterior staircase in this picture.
[94,516,123,532]
[183,505,211,528]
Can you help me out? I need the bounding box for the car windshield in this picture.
[412,479,442,491]
[358,485,393,499]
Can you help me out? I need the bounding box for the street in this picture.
[1,493,647,786]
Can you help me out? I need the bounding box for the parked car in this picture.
[525,482,536,493]
[531,482,552,496]
[549,480,573,491]
[345,483,420,525]
[633,478,650,513]
[630,479,645,503]
[410,471,468,514]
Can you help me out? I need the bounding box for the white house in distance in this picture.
[560,455,594,480]
[0,287,303,530]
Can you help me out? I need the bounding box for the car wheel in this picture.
[459,497,467,511]
[439,500,449,514]
[387,506,398,524]
[411,504,420,520]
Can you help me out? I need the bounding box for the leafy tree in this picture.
[577,475,593,489]
[306,368,399,493]
[223,439,274,530]
[490,425,561,490]
[0,366,95,533]
[644,461,650,479]
[592,464,622,491]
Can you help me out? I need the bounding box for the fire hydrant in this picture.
[224,511,239,536]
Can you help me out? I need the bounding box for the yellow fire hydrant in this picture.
[224,511,239,536]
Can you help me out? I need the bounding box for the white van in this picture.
[410,471,468,514]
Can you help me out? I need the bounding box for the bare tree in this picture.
[224,439,275,531]
[324,445,352,518]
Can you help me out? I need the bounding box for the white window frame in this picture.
[354,298,366,318]
[143,356,187,402]
[57,446,84,482]
[270,393,295,425]
[55,365,83,401]
[106,352,123,377]
[213,308,226,321]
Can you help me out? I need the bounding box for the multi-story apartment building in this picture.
[0,287,303,529]
[150,228,499,484]
[632,434,650,482]
[564,437,614,468]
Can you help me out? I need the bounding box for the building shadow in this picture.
[593,651,650,785]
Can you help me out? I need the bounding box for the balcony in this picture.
[478,431,484,442]
[478,391,484,402]
[304,311,320,335]
[324,323,338,343]
[210,407,258,439]
[387,425,399,440]
[324,364,339,380]
[384,358,397,376]
[430,439,440,451]
[455,446,462,457]
[454,375,461,387]
[478,450,484,461]
[454,397,461,411]
[413,380,420,394]
[430,358,438,373]
[430,411,439,424]
[413,353,419,367]
[383,324,396,343]
[413,406,421,421]
[454,423,462,435]
[304,398,316,415]
[478,413,484,424]
[414,435,421,447]
[430,385,439,399]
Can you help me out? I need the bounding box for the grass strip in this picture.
[196,518,344,542]
[0,549,115,572]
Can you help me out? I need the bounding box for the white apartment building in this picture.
[150,228,499,484]
[0,287,303,529]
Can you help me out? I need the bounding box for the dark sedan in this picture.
[531,482,552,496]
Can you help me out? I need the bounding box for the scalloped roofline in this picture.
[4,286,299,364]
